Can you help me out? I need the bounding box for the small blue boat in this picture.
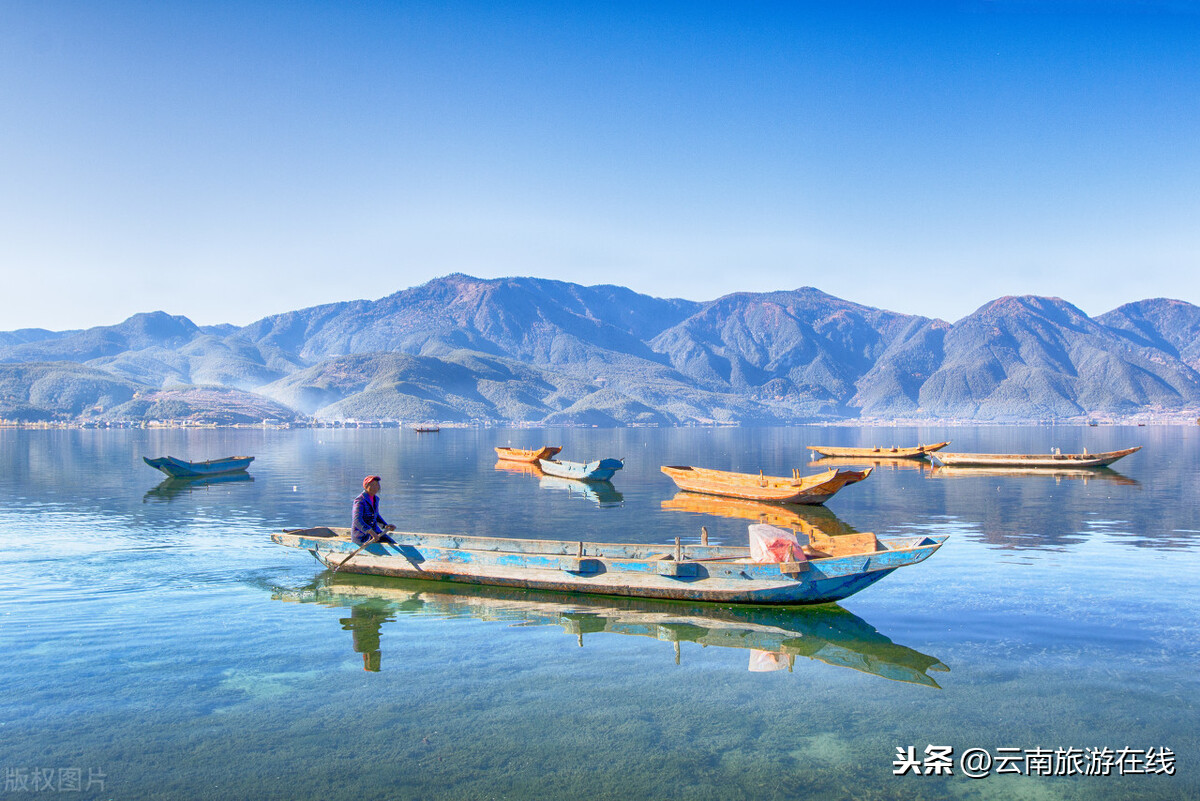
[537,457,623,482]
[143,455,255,478]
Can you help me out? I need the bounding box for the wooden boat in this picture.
[538,457,624,481]
[928,465,1138,485]
[494,446,562,463]
[142,455,254,478]
[930,446,1140,469]
[275,574,949,686]
[806,441,950,459]
[272,527,946,605]
[659,465,871,505]
[411,424,440,433]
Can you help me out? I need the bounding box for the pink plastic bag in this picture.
[748,523,808,564]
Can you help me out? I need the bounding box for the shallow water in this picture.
[0,426,1196,799]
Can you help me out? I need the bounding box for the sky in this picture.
[1,0,1198,330]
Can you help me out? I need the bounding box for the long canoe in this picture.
[930,446,1141,468]
[494,446,562,463]
[272,527,946,605]
[806,441,950,459]
[275,574,949,685]
[538,458,624,481]
[143,455,254,478]
[660,465,871,505]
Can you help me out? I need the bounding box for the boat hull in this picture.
[538,458,624,481]
[660,465,871,504]
[931,446,1140,468]
[143,455,254,478]
[806,441,951,459]
[272,528,944,605]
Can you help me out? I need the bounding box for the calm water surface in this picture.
[1,426,1197,800]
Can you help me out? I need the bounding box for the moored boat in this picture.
[142,455,254,478]
[271,526,946,605]
[495,446,562,463]
[806,441,951,459]
[930,446,1141,469]
[538,457,624,482]
[659,465,871,505]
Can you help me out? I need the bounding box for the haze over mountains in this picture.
[2,274,1199,425]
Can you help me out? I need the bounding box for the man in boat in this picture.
[352,475,397,545]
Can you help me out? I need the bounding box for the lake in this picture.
[1,425,1196,800]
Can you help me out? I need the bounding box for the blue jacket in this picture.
[351,491,391,544]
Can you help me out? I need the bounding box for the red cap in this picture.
[363,475,381,489]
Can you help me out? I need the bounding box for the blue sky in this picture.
[2,1,1198,330]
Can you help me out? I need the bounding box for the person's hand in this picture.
[385,524,396,532]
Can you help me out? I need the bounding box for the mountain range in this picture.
[3,273,1199,425]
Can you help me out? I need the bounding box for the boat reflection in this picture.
[928,465,1138,486]
[662,492,859,538]
[495,460,624,505]
[539,475,624,507]
[493,459,544,477]
[143,472,254,502]
[273,574,949,686]
[809,456,931,473]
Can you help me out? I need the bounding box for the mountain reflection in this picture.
[273,574,949,687]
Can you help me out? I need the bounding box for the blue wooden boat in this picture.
[143,455,255,478]
[271,527,947,605]
[537,457,624,481]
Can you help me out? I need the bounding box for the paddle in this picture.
[332,527,393,574]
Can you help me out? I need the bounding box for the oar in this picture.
[332,532,385,574]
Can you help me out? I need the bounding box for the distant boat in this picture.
[538,457,624,482]
[930,446,1140,469]
[411,424,440,433]
[143,455,254,478]
[494,446,562,463]
[806,441,950,459]
[272,526,946,605]
[660,465,871,505]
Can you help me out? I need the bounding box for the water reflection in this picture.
[928,465,1139,486]
[494,459,624,506]
[143,473,255,502]
[662,492,860,538]
[809,456,932,473]
[273,574,949,687]
[538,476,624,507]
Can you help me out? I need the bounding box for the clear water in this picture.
[0,426,1196,800]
